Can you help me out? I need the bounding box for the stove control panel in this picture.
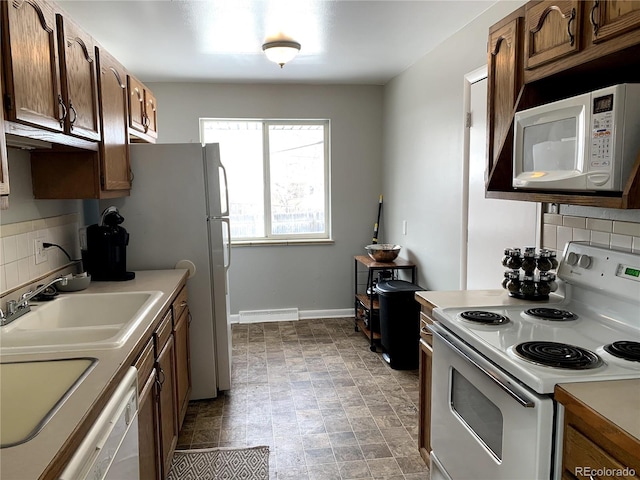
[559,242,640,300]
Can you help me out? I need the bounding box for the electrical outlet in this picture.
[402,220,407,235]
[34,239,47,264]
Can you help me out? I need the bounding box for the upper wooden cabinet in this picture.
[1,0,99,142]
[486,0,640,208]
[127,75,157,143]
[2,0,162,200]
[524,1,582,69]
[1,0,63,133]
[56,14,100,141]
[1,46,9,210]
[487,16,523,175]
[96,47,131,192]
[30,46,131,199]
[590,0,640,44]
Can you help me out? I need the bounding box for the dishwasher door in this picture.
[60,366,140,480]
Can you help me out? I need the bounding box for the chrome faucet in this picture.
[0,276,68,327]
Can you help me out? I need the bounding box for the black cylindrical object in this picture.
[375,280,422,370]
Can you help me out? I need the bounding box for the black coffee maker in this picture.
[82,206,135,281]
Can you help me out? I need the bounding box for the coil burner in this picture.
[603,341,640,363]
[524,308,577,321]
[459,311,510,325]
[514,341,602,370]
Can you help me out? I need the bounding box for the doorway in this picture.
[461,67,540,290]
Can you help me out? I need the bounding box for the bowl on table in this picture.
[365,244,401,262]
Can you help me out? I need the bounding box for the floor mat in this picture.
[168,445,269,480]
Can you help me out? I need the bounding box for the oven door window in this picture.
[451,368,503,459]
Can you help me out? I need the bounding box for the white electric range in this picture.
[428,241,640,480]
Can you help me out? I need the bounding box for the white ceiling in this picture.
[57,0,497,85]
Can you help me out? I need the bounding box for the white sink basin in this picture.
[0,291,162,354]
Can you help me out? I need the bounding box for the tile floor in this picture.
[176,318,429,479]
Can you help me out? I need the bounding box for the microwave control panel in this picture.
[590,93,614,171]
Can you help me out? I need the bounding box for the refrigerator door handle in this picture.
[221,217,231,271]
[219,162,230,218]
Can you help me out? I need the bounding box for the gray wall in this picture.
[145,83,384,314]
[382,1,528,291]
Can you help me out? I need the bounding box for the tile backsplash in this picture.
[0,213,81,295]
[542,213,640,253]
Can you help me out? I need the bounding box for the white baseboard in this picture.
[230,308,353,324]
[299,308,353,320]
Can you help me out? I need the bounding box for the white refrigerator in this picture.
[106,143,231,399]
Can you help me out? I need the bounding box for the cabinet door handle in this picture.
[180,301,187,308]
[590,0,600,36]
[157,367,165,391]
[567,7,576,46]
[57,95,67,128]
[69,103,77,130]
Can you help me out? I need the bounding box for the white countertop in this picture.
[0,269,187,480]
[415,289,563,310]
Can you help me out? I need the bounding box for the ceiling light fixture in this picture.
[262,39,301,68]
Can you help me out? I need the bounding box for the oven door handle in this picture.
[430,325,536,408]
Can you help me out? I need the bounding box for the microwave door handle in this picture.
[430,326,535,408]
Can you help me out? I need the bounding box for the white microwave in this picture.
[513,83,640,191]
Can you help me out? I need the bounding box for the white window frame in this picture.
[200,118,332,244]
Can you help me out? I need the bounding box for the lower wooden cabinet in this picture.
[138,367,161,480]
[174,304,192,428]
[555,384,640,480]
[133,283,191,480]
[418,311,433,465]
[157,334,178,477]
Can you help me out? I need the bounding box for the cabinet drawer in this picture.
[134,338,155,393]
[155,309,173,354]
[173,286,188,324]
[563,424,638,479]
[420,312,433,346]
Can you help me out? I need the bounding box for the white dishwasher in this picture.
[60,366,140,480]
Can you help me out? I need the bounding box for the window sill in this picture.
[231,239,335,247]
